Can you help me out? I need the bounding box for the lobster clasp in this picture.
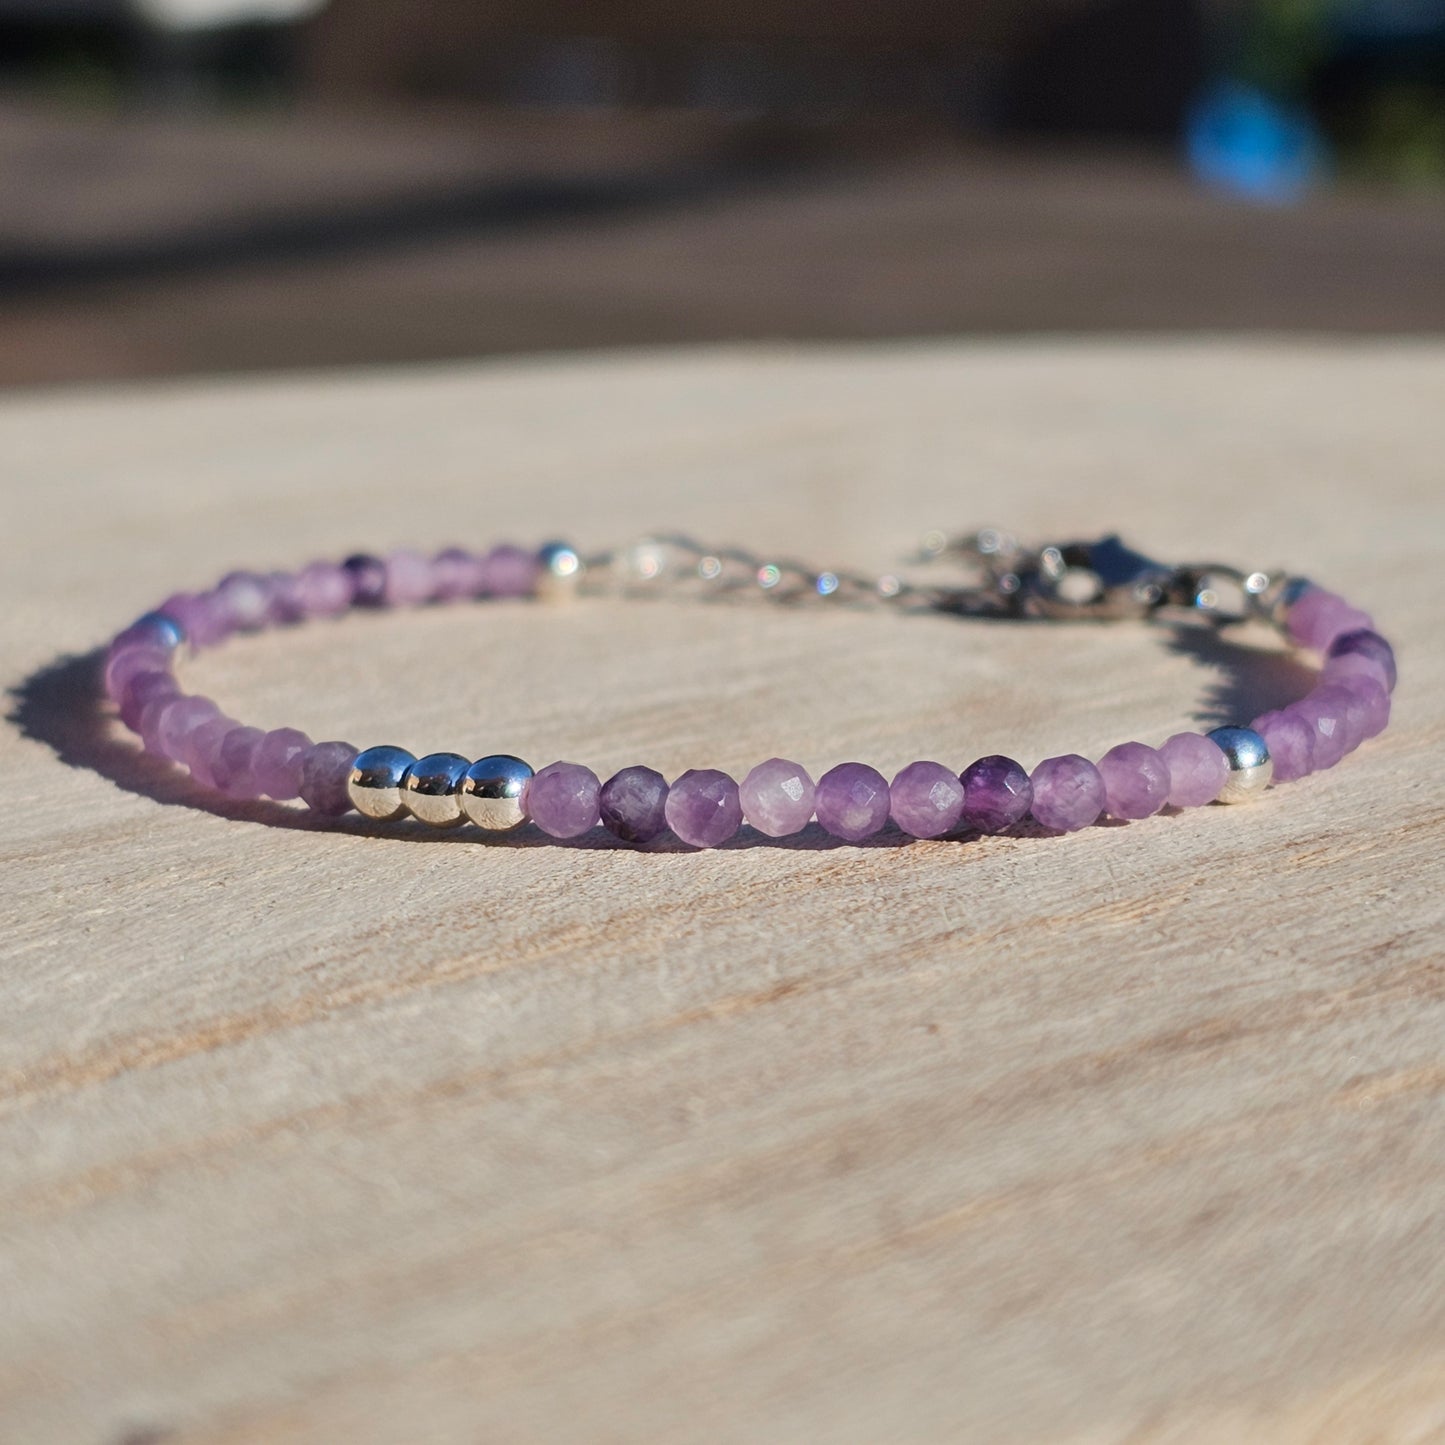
[1005,534,1174,619]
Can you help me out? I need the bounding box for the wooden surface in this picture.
[3,340,1444,1444]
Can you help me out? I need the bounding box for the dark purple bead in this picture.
[814,762,890,842]
[600,766,670,843]
[299,741,359,815]
[268,571,307,624]
[959,754,1033,833]
[342,554,387,608]
[1326,629,1396,693]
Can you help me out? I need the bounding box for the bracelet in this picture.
[103,531,1396,849]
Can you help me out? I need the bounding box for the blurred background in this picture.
[1,0,1442,388]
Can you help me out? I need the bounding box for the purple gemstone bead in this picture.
[483,544,541,599]
[959,754,1033,833]
[1286,689,1353,770]
[153,694,221,763]
[739,757,816,837]
[1325,628,1396,693]
[299,741,359,815]
[296,561,353,617]
[119,670,179,732]
[104,644,171,704]
[184,717,241,791]
[1030,754,1105,833]
[888,760,964,838]
[212,725,266,799]
[252,727,313,799]
[383,549,436,607]
[1158,732,1230,806]
[268,571,306,624]
[599,766,670,843]
[1285,585,1373,652]
[138,690,184,755]
[665,768,743,848]
[526,761,601,839]
[1250,710,1315,784]
[814,762,890,842]
[215,571,276,632]
[432,547,488,601]
[1096,741,1171,820]
[157,591,228,648]
[343,554,387,608]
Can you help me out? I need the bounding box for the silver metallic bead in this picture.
[1207,726,1274,803]
[536,540,583,600]
[460,754,533,831]
[402,751,471,827]
[347,745,416,821]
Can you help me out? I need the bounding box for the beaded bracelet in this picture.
[103,531,1396,849]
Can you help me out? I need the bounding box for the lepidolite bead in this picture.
[252,727,313,800]
[104,645,170,704]
[1096,741,1171,820]
[814,762,890,842]
[1285,585,1373,652]
[665,769,742,848]
[299,741,359,815]
[739,757,815,837]
[600,766,670,843]
[215,571,275,631]
[342,554,387,607]
[1029,754,1105,833]
[154,695,220,763]
[1286,690,1352,770]
[157,590,227,648]
[119,670,179,732]
[383,549,435,607]
[432,547,488,601]
[212,725,267,799]
[1158,732,1229,805]
[889,760,964,838]
[526,761,601,838]
[483,545,541,599]
[1250,711,1314,784]
[1325,628,1396,692]
[959,755,1032,833]
[295,561,353,617]
[184,716,241,791]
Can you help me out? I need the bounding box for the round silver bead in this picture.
[1207,725,1274,803]
[460,754,533,831]
[402,751,471,827]
[347,744,417,821]
[536,540,583,600]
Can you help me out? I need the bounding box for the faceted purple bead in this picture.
[664,769,742,848]
[432,547,488,601]
[1250,710,1315,784]
[295,561,353,617]
[526,761,601,839]
[157,590,228,648]
[383,549,436,607]
[343,554,387,607]
[252,727,313,800]
[814,762,890,842]
[299,741,359,815]
[1096,741,1171,820]
[1325,629,1396,693]
[119,670,179,732]
[184,717,241,791]
[959,754,1033,833]
[104,645,171,704]
[483,545,541,599]
[153,694,221,763]
[215,571,276,632]
[1029,754,1105,833]
[599,766,670,843]
[212,725,266,799]
[1285,585,1373,652]
[739,757,815,837]
[888,760,964,838]
[1286,689,1353,770]
[268,571,306,624]
[1158,732,1229,806]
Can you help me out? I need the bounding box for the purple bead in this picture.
[211,725,266,799]
[739,757,816,837]
[157,591,227,648]
[1029,754,1105,833]
[1326,629,1396,692]
[153,694,221,763]
[483,545,541,599]
[814,762,890,842]
[1096,741,1171,820]
[184,717,241,791]
[1250,711,1315,784]
[343,554,387,608]
[432,547,488,601]
[664,769,743,848]
[104,644,171,704]
[383,549,436,607]
[888,760,964,838]
[268,571,306,624]
[526,761,601,839]
[215,571,276,632]
[959,754,1033,833]
[1158,732,1229,806]
[1285,585,1373,652]
[296,561,353,617]
[599,766,670,843]
[1286,689,1353,770]
[299,741,359,815]
[252,727,313,799]
[119,670,179,732]
[110,613,185,657]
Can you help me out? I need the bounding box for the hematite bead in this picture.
[402,752,470,827]
[1206,726,1273,803]
[461,754,533,831]
[348,745,418,821]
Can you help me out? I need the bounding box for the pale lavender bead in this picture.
[383,549,435,607]
[299,741,359,815]
[1325,628,1396,692]
[599,766,670,843]
[215,571,276,632]
[343,554,387,607]
[1158,732,1229,806]
[104,644,171,703]
[119,670,178,732]
[739,757,815,837]
[1030,754,1105,833]
[184,716,241,791]
[1322,651,1392,697]
[1096,741,1171,820]
[1286,689,1353,770]
[432,547,488,601]
[1285,586,1373,652]
[1250,711,1314,784]
[889,760,964,838]
[526,761,601,838]
[212,725,266,799]
[157,590,227,648]
[295,561,353,617]
[483,544,540,598]
[154,694,221,763]
[814,762,890,842]
[1328,674,1389,742]
[665,769,743,848]
[959,755,1032,833]
[252,727,313,800]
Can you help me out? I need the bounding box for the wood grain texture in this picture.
[2,341,1443,1445]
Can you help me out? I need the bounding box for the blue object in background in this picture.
[1186,82,1329,202]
